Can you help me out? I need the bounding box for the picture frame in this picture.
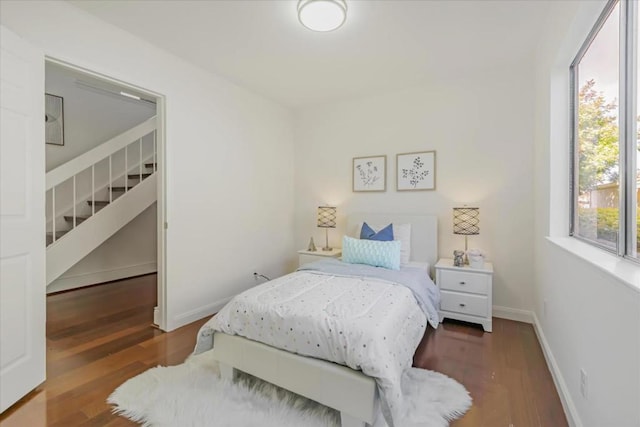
[45,93,64,146]
[396,151,436,191]
[352,155,386,192]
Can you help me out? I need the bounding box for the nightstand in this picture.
[298,248,341,267]
[435,258,493,332]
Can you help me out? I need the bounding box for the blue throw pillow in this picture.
[360,222,394,241]
[342,236,401,270]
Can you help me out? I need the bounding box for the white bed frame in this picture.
[211,214,438,427]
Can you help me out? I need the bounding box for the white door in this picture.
[0,25,46,414]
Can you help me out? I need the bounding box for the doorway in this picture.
[44,58,167,330]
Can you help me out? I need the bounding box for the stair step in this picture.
[128,173,152,180]
[109,186,135,192]
[144,162,157,169]
[87,200,109,207]
[63,215,89,224]
[46,230,68,245]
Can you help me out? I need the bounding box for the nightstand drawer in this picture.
[439,270,488,295]
[440,291,488,317]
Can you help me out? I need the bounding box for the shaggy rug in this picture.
[108,351,471,427]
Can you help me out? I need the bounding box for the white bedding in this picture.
[195,269,429,426]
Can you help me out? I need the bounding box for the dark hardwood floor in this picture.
[0,274,567,427]
[0,274,207,427]
[414,319,568,427]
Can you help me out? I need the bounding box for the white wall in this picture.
[294,69,536,314]
[45,62,156,171]
[533,1,640,426]
[0,0,295,331]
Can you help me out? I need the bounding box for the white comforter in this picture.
[195,269,429,426]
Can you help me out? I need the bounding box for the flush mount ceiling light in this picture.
[298,0,347,32]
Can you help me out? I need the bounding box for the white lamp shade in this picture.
[298,0,347,32]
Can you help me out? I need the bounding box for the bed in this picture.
[194,214,439,427]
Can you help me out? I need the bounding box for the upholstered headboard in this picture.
[346,213,438,268]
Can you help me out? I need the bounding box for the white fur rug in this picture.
[108,351,471,427]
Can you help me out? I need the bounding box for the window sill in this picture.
[546,237,640,294]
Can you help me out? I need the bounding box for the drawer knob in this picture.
[459,303,466,308]
[459,281,466,285]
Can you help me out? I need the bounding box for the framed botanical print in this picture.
[396,151,436,191]
[353,155,386,192]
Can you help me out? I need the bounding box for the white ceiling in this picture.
[69,0,553,108]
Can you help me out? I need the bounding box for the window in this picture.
[570,0,639,260]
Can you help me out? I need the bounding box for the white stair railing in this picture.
[46,116,157,246]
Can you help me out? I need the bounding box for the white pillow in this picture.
[356,222,411,265]
[392,223,411,265]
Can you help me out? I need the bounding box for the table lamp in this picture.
[317,206,337,251]
[453,207,479,265]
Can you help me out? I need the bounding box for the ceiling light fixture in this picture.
[298,0,347,32]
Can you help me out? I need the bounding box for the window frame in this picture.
[622,0,638,258]
[569,0,639,262]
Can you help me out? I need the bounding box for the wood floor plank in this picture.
[0,275,568,426]
[47,325,151,362]
[0,275,204,427]
[47,328,160,377]
[414,319,568,427]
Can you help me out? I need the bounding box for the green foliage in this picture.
[578,207,640,246]
[577,79,619,193]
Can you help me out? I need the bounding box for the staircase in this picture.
[45,116,158,285]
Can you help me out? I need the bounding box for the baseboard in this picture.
[47,262,157,294]
[169,296,233,332]
[492,305,534,324]
[532,312,582,427]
